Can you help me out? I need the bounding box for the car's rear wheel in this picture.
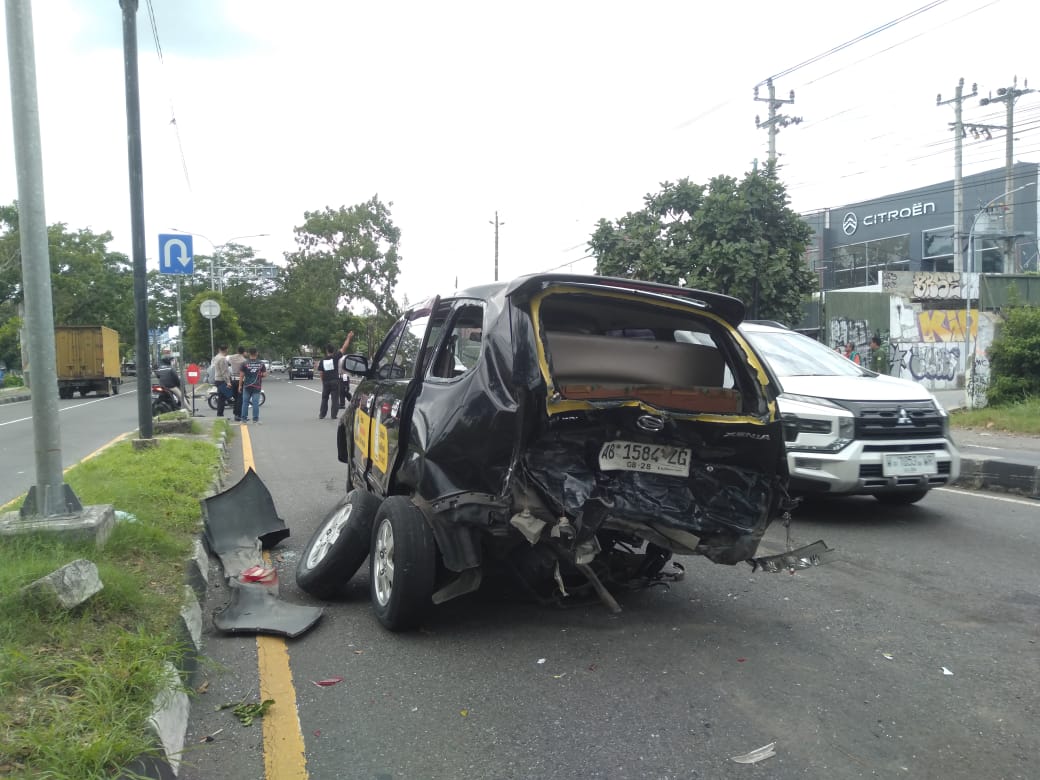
[370,496,437,632]
[296,489,381,599]
[875,489,929,505]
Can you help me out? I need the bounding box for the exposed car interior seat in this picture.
[545,332,725,388]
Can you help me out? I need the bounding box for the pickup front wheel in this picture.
[296,489,380,599]
[370,496,437,632]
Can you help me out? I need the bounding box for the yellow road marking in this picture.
[240,425,310,779]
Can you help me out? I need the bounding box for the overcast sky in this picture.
[2,0,1038,307]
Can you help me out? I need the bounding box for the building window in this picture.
[922,226,954,271]
[830,235,910,289]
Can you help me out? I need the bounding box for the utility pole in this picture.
[980,77,1034,272]
[121,0,153,438]
[5,0,82,516]
[489,211,504,282]
[754,78,802,165]
[938,78,977,273]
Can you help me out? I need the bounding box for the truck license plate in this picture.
[598,441,691,477]
[882,452,937,477]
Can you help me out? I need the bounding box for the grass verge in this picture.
[0,420,228,779]
[949,396,1040,435]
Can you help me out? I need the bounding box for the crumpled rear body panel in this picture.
[379,276,789,571]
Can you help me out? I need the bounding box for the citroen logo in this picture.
[897,407,913,425]
[842,211,858,236]
[636,414,665,432]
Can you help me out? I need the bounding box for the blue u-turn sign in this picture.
[158,233,194,275]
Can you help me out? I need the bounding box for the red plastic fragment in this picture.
[312,676,344,687]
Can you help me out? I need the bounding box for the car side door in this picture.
[351,299,439,495]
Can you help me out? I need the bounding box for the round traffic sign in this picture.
[186,363,201,385]
[200,299,221,319]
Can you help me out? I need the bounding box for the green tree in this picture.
[589,167,816,325]
[1,203,139,360]
[986,303,1040,405]
[182,289,245,363]
[288,197,402,322]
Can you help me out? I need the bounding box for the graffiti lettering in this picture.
[917,310,974,342]
[913,272,963,300]
[899,343,960,381]
[829,317,870,352]
[966,354,990,408]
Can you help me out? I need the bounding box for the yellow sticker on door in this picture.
[354,410,371,457]
[372,422,389,473]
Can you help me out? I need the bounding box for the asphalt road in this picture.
[175,379,1040,780]
[0,385,145,507]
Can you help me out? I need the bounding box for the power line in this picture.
[757,0,950,87]
[143,0,192,192]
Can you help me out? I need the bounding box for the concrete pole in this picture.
[5,0,82,516]
[953,81,965,273]
[1004,88,1015,272]
[120,0,154,438]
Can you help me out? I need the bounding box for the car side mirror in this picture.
[342,354,368,375]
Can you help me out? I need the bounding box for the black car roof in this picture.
[453,274,745,328]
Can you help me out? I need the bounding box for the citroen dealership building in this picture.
[802,161,1039,292]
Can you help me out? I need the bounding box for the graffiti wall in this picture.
[826,273,998,399]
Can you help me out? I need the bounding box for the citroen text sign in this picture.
[158,233,194,275]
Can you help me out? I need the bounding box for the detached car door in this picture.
[350,299,439,496]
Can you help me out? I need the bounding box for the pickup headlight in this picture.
[780,394,855,453]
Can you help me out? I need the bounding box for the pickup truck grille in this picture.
[840,400,947,440]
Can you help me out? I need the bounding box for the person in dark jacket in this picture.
[317,332,354,419]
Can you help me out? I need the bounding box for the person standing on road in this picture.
[210,344,231,417]
[868,335,891,374]
[227,345,247,422]
[317,332,354,419]
[844,341,862,365]
[238,348,266,424]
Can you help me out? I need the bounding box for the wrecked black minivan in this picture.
[297,274,822,631]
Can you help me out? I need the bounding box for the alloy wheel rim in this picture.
[374,519,395,606]
[305,503,351,568]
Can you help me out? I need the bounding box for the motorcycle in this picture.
[151,384,183,415]
[207,384,265,411]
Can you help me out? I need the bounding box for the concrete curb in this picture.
[0,390,30,404]
[952,456,1040,499]
[123,420,229,778]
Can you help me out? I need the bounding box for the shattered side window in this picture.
[373,320,407,380]
[429,303,484,380]
[393,314,432,380]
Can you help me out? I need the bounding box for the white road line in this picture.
[0,392,136,426]
[936,486,1040,507]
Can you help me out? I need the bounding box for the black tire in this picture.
[111,380,119,395]
[875,489,929,505]
[370,496,438,632]
[152,400,172,416]
[207,393,219,410]
[296,490,381,599]
[259,390,266,406]
[58,388,72,400]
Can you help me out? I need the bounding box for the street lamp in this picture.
[169,229,270,292]
[963,181,1036,409]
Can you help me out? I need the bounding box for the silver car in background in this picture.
[740,322,960,505]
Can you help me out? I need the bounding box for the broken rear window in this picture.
[536,291,752,414]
